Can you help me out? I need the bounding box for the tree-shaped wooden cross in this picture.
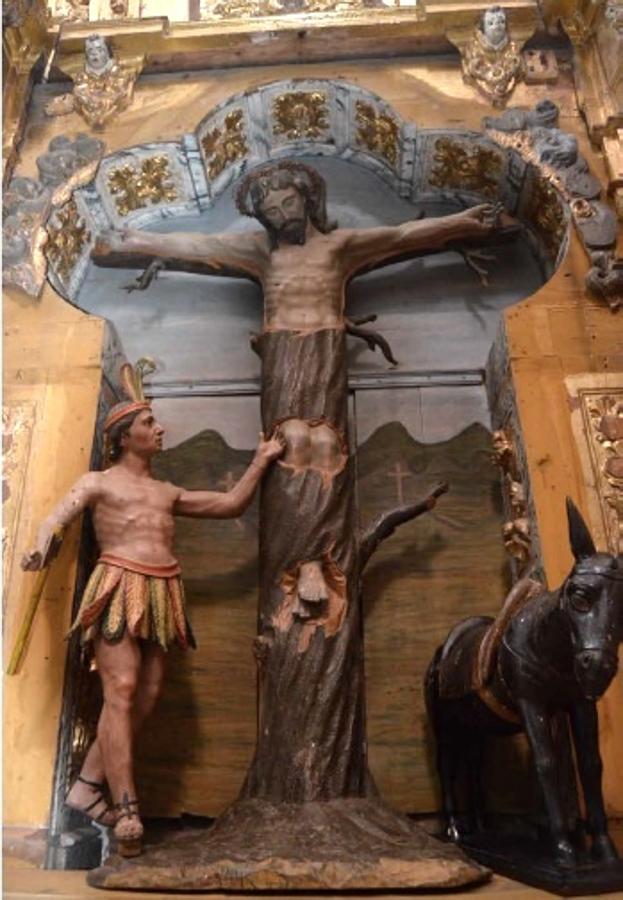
[89,160,513,891]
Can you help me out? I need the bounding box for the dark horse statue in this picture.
[426,499,622,866]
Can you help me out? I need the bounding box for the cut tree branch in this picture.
[359,481,449,570]
[345,315,399,366]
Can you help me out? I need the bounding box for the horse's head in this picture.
[561,499,623,699]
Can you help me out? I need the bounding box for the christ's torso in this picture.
[260,233,346,331]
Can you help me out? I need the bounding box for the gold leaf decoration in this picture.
[201,110,248,180]
[107,156,178,217]
[429,138,503,197]
[355,101,399,167]
[587,393,623,554]
[524,172,566,262]
[272,91,329,140]
[45,199,91,282]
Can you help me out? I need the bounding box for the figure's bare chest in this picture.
[262,242,343,298]
[97,477,175,517]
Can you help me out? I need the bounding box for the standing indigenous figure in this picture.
[21,398,284,857]
[88,161,513,888]
[461,6,523,106]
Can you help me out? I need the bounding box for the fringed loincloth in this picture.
[68,554,196,651]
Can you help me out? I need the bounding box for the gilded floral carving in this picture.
[355,101,399,167]
[201,0,392,17]
[201,110,248,179]
[107,156,178,217]
[491,428,532,571]
[429,138,503,197]
[272,92,329,140]
[45,199,91,282]
[523,173,566,262]
[587,393,623,554]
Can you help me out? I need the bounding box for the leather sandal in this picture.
[65,775,116,827]
[113,796,143,858]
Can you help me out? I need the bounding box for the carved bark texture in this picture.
[242,327,368,801]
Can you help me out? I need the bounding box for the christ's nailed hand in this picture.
[463,202,503,232]
[255,431,287,465]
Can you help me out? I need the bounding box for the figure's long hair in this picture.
[236,161,337,248]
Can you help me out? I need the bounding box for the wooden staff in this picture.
[6,527,64,676]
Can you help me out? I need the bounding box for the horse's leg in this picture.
[466,735,485,833]
[569,699,618,862]
[425,658,461,841]
[518,699,576,865]
[437,727,461,841]
[552,710,584,853]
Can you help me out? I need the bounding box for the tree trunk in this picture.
[243,327,368,801]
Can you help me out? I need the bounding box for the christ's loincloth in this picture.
[68,554,196,650]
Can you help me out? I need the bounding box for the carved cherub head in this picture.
[84,34,113,74]
[480,5,509,48]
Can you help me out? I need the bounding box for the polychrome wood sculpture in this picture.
[426,498,623,888]
[21,366,284,858]
[85,160,517,890]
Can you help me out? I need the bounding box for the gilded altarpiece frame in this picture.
[2,402,37,615]
[567,374,623,556]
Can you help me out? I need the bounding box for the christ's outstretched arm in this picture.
[339,203,514,278]
[92,227,269,283]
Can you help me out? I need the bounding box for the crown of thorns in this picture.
[235,160,325,217]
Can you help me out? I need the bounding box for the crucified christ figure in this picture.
[89,160,514,889]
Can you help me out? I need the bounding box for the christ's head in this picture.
[236,162,336,250]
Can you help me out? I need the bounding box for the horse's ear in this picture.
[566,497,596,560]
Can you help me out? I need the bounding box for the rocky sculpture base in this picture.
[87,798,488,891]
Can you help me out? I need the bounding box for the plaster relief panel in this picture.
[95,144,197,228]
[567,375,623,555]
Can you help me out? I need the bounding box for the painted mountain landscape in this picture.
[137,421,529,819]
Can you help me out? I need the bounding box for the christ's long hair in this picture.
[236,160,337,249]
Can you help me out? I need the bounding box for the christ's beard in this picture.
[278,218,307,245]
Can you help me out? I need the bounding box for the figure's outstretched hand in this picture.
[20,530,62,571]
[460,202,504,233]
[255,430,286,465]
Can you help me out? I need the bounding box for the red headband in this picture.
[103,401,151,433]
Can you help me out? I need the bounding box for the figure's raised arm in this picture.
[92,227,268,283]
[21,472,100,571]
[174,432,285,519]
[340,204,512,278]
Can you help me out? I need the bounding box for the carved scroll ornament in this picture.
[485,101,621,306]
